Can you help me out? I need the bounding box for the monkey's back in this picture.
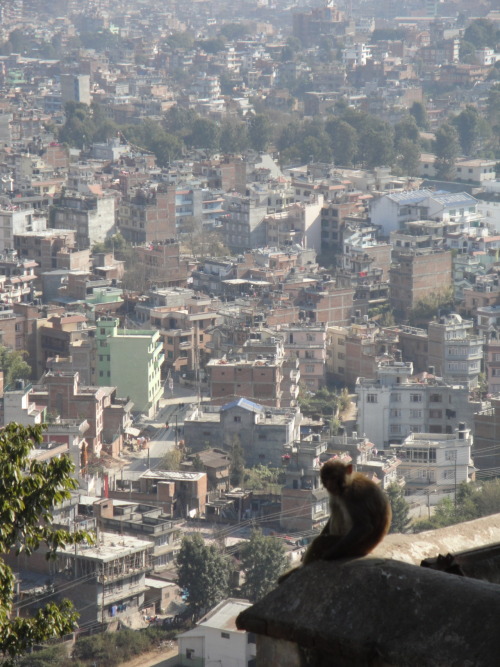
[343,474,392,554]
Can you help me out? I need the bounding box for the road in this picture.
[127,385,208,472]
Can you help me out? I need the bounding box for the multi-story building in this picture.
[60,73,91,105]
[394,427,473,493]
[37,312,91,379]
[389,249,452,319]
[283,324,327,391]
[428,314,483,388]
[281,437,330,532]
[0,250,37,304]
[356,360,485,448]
[184,398,301,468]
[208,348,300,408]
[95,316,164,417]
[221,193,268,252]
[132,239,189,288]
[118,185,175,244]
[91,498,181,571]
[0,205,45,252]
[49,191,116,249]
[14,229,90,276]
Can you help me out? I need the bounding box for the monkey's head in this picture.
[320,460,353,496]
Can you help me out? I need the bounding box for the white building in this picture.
[356,360,485,448]
[394,428,473,492]
[0,206,45,252]
[178,598,256,667]
[370,189,480,236]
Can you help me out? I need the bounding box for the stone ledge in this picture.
[237,557,500,666]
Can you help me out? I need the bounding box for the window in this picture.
[390,424,401,434]
[410,409,422,419]
[338,366,344,373]
[430,394,442,403]
[390,409,401,417]
[367,394,377,403]
[410,425,421,433]
[445,450,457,461]
[305,365,315,373]
[186,648,195,659]
[221,632,230,639]
[429,409,442,419]
[390,393,401,402]
[410,394,422,402]
[337,352,345,360]
[234,416,241,423]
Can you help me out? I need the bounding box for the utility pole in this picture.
[175,414,178,448]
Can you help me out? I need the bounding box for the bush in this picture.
[72,627,176,666]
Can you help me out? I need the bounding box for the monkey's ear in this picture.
[345,463,353,475]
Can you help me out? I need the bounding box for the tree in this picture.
[176,534,231,618]
[0,346,31,385]
[0,423,92,661]
[409,101,429,130]
[396,138,421,176]
[187,118,220,152]
[325,118,358,166]
[219,118,249,154]
[248,114,272,152]
[359,126,394,168]
[229,436,245,488]
[407,287,454,327]
[160,449,182,471]
[240,531,287,602]
[463,19,499,49]
[386,484,411,533]
[433,123,459,180]
[452,105,482,156]
[394,116,420,147]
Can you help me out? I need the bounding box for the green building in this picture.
[95,317,164,417]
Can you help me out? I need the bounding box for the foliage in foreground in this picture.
[0,423,93,663]
[240,531,288,602]
[413,479,500,532]
[176,534,232,618]
[17,626,177,667]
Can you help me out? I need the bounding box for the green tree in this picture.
[219,118,249,154]
[463,19,500,49]
[229,436,245,488]
[433,123,459,180]
[0,423,93,661]
[176,534,231,618]
[240,531,287,602]
[359,126,394,168]
[187,118,220,152]
[248,114,272,152]
[386,483,411,533]
[452,105,482,156]
[396,138,421,176]
[325,118,358,166]
[409,101,429,130]
[394,115,420,147]
[0,346,31,385]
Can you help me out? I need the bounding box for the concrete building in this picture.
[178,599,256,667]
[91,498,181,571]
[112,470,208,519]
[14,229,90,276]
[428,314,483,388]
[132,239,190,288]
[60,73,91,105]
[95,317,164,417]
[184,398,301,468]
[370,189,480,237]
[356,360,484,448]
[280,437,329,533]
[283,323,327,391]
[394,427,473,493]
[221,193,268,252]
[49,191,116,249]
[0,205,46,252]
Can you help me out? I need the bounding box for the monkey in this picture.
[279,460,392,583]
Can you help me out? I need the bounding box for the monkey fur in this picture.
[279,460,392,583]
